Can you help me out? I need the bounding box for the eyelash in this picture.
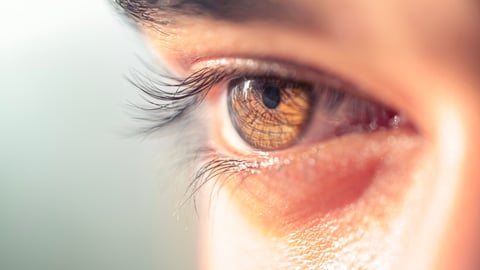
[129,62,268,202]
[128,64,234,133]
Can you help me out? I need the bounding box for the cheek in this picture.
[200,129,432,269]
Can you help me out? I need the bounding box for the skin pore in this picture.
[116,0,480,269]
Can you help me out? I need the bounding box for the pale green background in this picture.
[0,1,196,269]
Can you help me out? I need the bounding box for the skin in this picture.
[118,0,480,269]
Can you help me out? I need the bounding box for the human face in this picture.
[116,0,480,269]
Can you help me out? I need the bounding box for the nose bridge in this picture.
[433,87,480,270]
[434,98,480,270]
[440,174,480,270]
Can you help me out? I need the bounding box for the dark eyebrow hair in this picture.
[114,0,313,30]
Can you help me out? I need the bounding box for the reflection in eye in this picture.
[228,78,313,150]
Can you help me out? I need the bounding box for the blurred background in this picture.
[0,1,196,269]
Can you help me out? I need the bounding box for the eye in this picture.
[132,57,422,236]
[226,75,402,152]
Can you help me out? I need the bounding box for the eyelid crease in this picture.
[192,58,344,88]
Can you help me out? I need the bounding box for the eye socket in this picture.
[227,75,403,152]
[227,77,314,151]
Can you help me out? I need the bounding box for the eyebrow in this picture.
[115,0,313,29]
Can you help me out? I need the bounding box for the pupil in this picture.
[262,85,281,109]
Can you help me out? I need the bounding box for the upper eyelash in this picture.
[128,63,235,134]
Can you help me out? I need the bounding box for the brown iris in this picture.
[227,78,313,151]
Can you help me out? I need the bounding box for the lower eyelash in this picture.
[171,147,249,207]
